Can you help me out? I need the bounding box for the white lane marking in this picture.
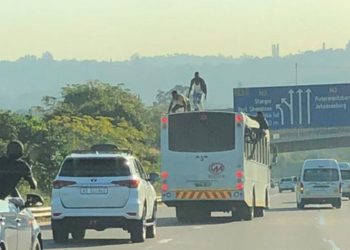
[158,239,173,244]
[323,239,340,250]
[318,210,326,226]
[192,226,203,229]
[270,193,281,198]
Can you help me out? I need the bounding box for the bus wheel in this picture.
[265,190,270,210]
[254,207,264,217]
[243,206,254,221]
[243,194,255,221]
[332,198,341,209]
[231,206,243,221]
[232,202,254,221]
[176,207,190,223]
[297,200,305,209]
[190,209,210,222]
[193,210,211,222]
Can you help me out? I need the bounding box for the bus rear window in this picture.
[303,168,339,182]
[168,112,235,152]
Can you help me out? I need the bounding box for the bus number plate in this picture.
[194,181,212,187]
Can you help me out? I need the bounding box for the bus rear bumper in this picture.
[164,200,246,212]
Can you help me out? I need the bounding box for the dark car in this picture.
[0,192,43,250]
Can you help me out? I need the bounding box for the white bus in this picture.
[160,111,275,222]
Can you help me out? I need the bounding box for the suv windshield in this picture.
[59,157,131,177]
[341,170,350,180]
[303,168,339,182]
[168,112,235,152]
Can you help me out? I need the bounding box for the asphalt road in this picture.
[42,190,349,250]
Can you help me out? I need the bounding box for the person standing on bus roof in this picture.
[188,72,207,111]
[248,112,269,159]
[168,90,191,114]
[255,111,269,130]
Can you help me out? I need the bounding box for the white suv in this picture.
[51,145,158,243]
[278,176,297,192]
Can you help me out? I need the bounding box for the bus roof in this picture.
[167,111,262,129]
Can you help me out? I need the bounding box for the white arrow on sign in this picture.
[296,89,303,125]
[305,89,312,124]
[276,104,285,126]
[281,89,294,125]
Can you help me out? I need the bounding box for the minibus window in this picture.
[303,168,339,182]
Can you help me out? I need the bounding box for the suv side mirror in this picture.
[25,194,44,208]
[148,172,160,183]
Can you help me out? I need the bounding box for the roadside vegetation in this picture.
[0,80,168,198]
[1,80,348,198]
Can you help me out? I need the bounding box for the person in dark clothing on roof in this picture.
[247,112,269,159]
[255,111,269,130]
[168,90,191,113]
[0,140,37,199]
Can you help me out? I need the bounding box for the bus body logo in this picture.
[209,163,225,175]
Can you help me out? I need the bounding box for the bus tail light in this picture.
[236,182,244,190]
[161,171,169,180]
[161,116,168,129]
[235,169,244,179]
[162,183,169,192]
[235,114,243,124]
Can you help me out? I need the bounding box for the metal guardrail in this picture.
[30,196,162,219]
[30,207,51,219]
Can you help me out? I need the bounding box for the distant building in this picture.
[272,44,280,58]
[346,40,350,50]
[41,51,54,60]
[322,42,326,50]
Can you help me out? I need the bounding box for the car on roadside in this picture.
[339,162,350,198]
[51,144,158,243]
[278,176,297,192]
[0,191,44,250]
[296,159,342,209]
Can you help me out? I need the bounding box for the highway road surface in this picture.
[42,190,349,250]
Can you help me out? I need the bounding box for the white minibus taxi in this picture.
[296,159,342,209]
[339,162,350,198]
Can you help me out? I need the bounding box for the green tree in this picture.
[0,81,162,196]
[50,81,146,130]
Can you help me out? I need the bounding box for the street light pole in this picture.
[295,63,298,86]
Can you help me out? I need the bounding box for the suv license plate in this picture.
[80,187,108,195]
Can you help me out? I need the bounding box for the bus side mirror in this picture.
[271,144,278,166]
[25,194,44,208]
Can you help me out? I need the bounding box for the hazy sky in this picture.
[1,0,350,61]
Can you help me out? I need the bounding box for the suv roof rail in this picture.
[71,144,133,155]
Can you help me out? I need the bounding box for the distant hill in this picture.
[1,48,350,110]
